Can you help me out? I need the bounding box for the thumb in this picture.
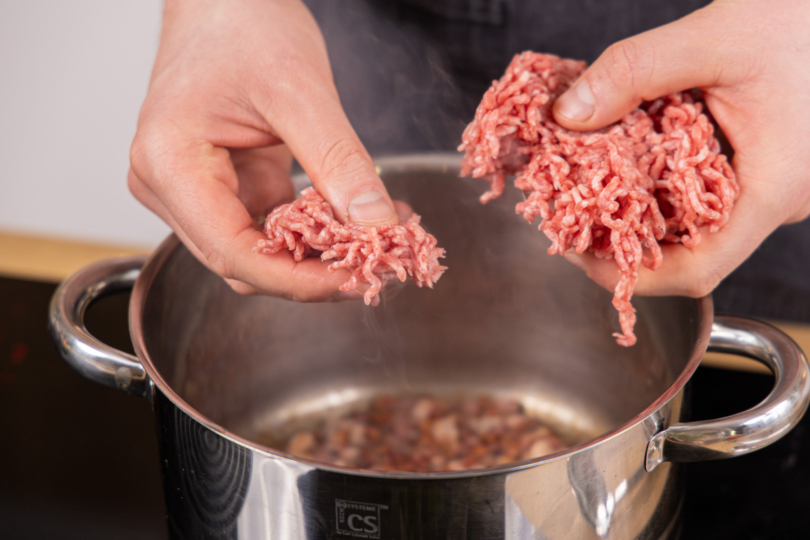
[552,7,723,131]
[259,79,397,226]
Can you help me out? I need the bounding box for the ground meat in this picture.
[459,52,739,346]
[256,188,446,305]
[279,395,565,472]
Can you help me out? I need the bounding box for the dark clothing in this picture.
[304,0,712,152]
[304,0,810,322]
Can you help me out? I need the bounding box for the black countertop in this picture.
[0,276,808,539]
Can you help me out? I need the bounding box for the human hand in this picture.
[128,0,398,301]
[552,0,810,298]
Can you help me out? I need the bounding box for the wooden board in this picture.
[1,229,806,373]
[0,231,150,283]
[701,321,810,375]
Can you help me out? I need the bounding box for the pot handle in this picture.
[49,256,151,400]
[645,315,810,471]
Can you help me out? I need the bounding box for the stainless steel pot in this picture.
[50,154,810,540]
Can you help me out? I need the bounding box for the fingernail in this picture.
[348,191,395,223]
[564,253,586,270]
[557,79,595,121]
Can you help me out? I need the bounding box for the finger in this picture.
[225,278,261,296]
[552,5,732,131]
[393,200,413,223]
[130,168,262,296]
[128,138,350,302]
[562,174,782,298]
[230,145,296,217]
[250,71,398,226]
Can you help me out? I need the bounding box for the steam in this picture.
[305,0,473,155]
[360,292,415,390]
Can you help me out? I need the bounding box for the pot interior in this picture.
[137,155,705,458]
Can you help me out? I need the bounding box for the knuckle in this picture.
[129,125,173,182]
[686,266,724,298]
[289,288,331,303]
[226,279,256,296]
[127,169,147,201]
[286,279,323,303]
[289,290,315,303]
[319,136,367,181]
[129,133,151,180]
[203,245,236,281]
[602,39,650,96]
[287,267,331,303]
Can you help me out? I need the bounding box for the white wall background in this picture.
[0,1,170,248]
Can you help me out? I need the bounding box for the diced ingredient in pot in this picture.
[277,395,565,472]
[459,52,739,346]
[256,188,446,305]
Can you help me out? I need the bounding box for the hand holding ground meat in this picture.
[128,0,398,301]
[554,0,810,298]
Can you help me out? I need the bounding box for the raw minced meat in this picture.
[275,394,565,472]
[459,51,739,346]
[256,188,446,305]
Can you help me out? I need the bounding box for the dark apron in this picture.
[303,0,810,322]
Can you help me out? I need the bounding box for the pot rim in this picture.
[129,152,713,480]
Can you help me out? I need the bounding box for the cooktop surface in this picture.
[1,276,808,539]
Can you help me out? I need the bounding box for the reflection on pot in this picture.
[160,400,252,539]
[568,451,645,537]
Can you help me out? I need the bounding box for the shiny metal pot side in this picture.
[50,154,810,540]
